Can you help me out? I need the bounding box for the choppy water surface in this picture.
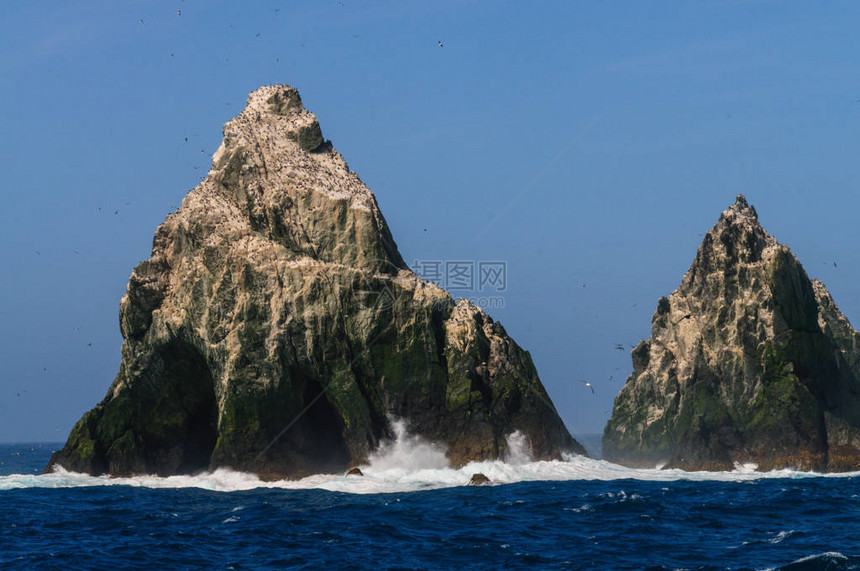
[1,435,859,570]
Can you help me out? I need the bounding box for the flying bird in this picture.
[438,41,443,47]
[576,380,594,394]
[614,344,624,351]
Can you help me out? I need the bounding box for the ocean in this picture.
[2,434,859,570]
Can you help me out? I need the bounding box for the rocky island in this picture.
[604,196,860,472]
[46,84,584,478]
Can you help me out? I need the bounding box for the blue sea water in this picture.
[2,438,860,570]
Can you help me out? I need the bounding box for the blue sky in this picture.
[2,1,859,444]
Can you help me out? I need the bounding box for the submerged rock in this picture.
[604,195,860,472]
[468,473,491,486]
[46,84,585,478]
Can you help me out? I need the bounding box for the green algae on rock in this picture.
[603,195,860,472]
[46,84,584,478]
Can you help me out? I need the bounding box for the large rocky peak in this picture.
[604,195,860,471]
[48,84,583,478]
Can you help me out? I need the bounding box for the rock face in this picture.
[604,195,860,472]
[47,84,584,478]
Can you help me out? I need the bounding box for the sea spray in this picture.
[364,419,450,472]
[4,429,860,494]
[504,430,533,465]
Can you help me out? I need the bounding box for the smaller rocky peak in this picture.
[605,196,860,472]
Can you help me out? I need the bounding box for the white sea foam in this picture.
[4,425,860,494]
[763,552,850,571]
[768,530,796,544]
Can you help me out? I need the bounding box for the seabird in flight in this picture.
[576,380,594,394]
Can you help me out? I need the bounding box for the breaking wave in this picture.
[3,423,860,494]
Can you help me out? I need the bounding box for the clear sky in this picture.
[2,1,860,444]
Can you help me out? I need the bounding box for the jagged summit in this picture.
[204,83,403,268]
[47,84,584,478]
[711,194,764,245]
[245,84,310,114]
[726,194,758,219]
[679,194,777,298]
[604,196,860,472]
